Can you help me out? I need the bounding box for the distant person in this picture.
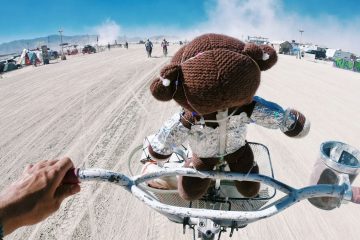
[145,39,153,58]
[161,38,169,57]
[0,157,80,237]
[125,41,128,49]
[32,57,37,67]
[108,43,111,51]
[0,62,5,75]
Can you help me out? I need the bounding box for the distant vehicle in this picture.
[82,45,96,54]
[0,60,20,73]
[2,58,21,67]
[306,50,326,60]
[5,59,17,64]
[0,62,5,73]
[49,51,59,60]
[67,48,79,55]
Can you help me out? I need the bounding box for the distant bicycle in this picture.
[146,46,152,58]
[145,39,153,58]
[162,45,168,57]
[161,39,169,57]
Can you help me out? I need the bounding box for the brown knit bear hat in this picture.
[150,33,277,115]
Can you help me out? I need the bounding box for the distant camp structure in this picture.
[0,46,60,74]
[17,49,41,66]
[247,36,269,45]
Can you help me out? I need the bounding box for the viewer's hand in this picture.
[352,186,360,204]
[0,157,80,235]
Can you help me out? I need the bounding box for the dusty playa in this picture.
[1,44,360,240]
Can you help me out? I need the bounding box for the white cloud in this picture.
[96,0,360,54]
[189,0,360,54]
[93,19,121,45]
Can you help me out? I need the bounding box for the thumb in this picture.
[55,184,80,202]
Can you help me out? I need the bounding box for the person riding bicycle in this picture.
[145,39,153,58]
[161,38,169,57]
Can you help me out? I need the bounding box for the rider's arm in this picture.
[0,158,80,236]
[149,112,190,161]
[250,96,310,138]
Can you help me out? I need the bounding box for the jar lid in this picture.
[320,141,360,175]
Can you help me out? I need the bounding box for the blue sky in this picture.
[0,0,209,41]
[1,0,360,53]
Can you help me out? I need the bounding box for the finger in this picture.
[49,159,59,166]
[41,159,59,169]
[51,157,75,190]
[23,164,34,174]
[54,184,81,203]
[32,159,58,170]
[32,160,49,170]
[28,159,58,174]
[352,186,360,204]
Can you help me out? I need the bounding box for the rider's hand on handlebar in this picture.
[0,157,80,235]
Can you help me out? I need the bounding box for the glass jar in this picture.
[308,141,360,210]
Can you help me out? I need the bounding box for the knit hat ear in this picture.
[243,43,277,71]
[150,63,182,101]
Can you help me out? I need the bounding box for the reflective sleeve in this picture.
[250,96,296,132]
[150,112,190,159]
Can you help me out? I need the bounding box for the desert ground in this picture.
[1,44,360,240]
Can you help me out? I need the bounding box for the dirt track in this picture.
[1,44,360,240]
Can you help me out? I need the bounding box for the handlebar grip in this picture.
[62,168,80,184]
[352,187,360,204]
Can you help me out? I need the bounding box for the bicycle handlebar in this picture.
[59,167,360,227]
[62,167,360,204]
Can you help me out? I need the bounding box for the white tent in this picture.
[17,49,28,65]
